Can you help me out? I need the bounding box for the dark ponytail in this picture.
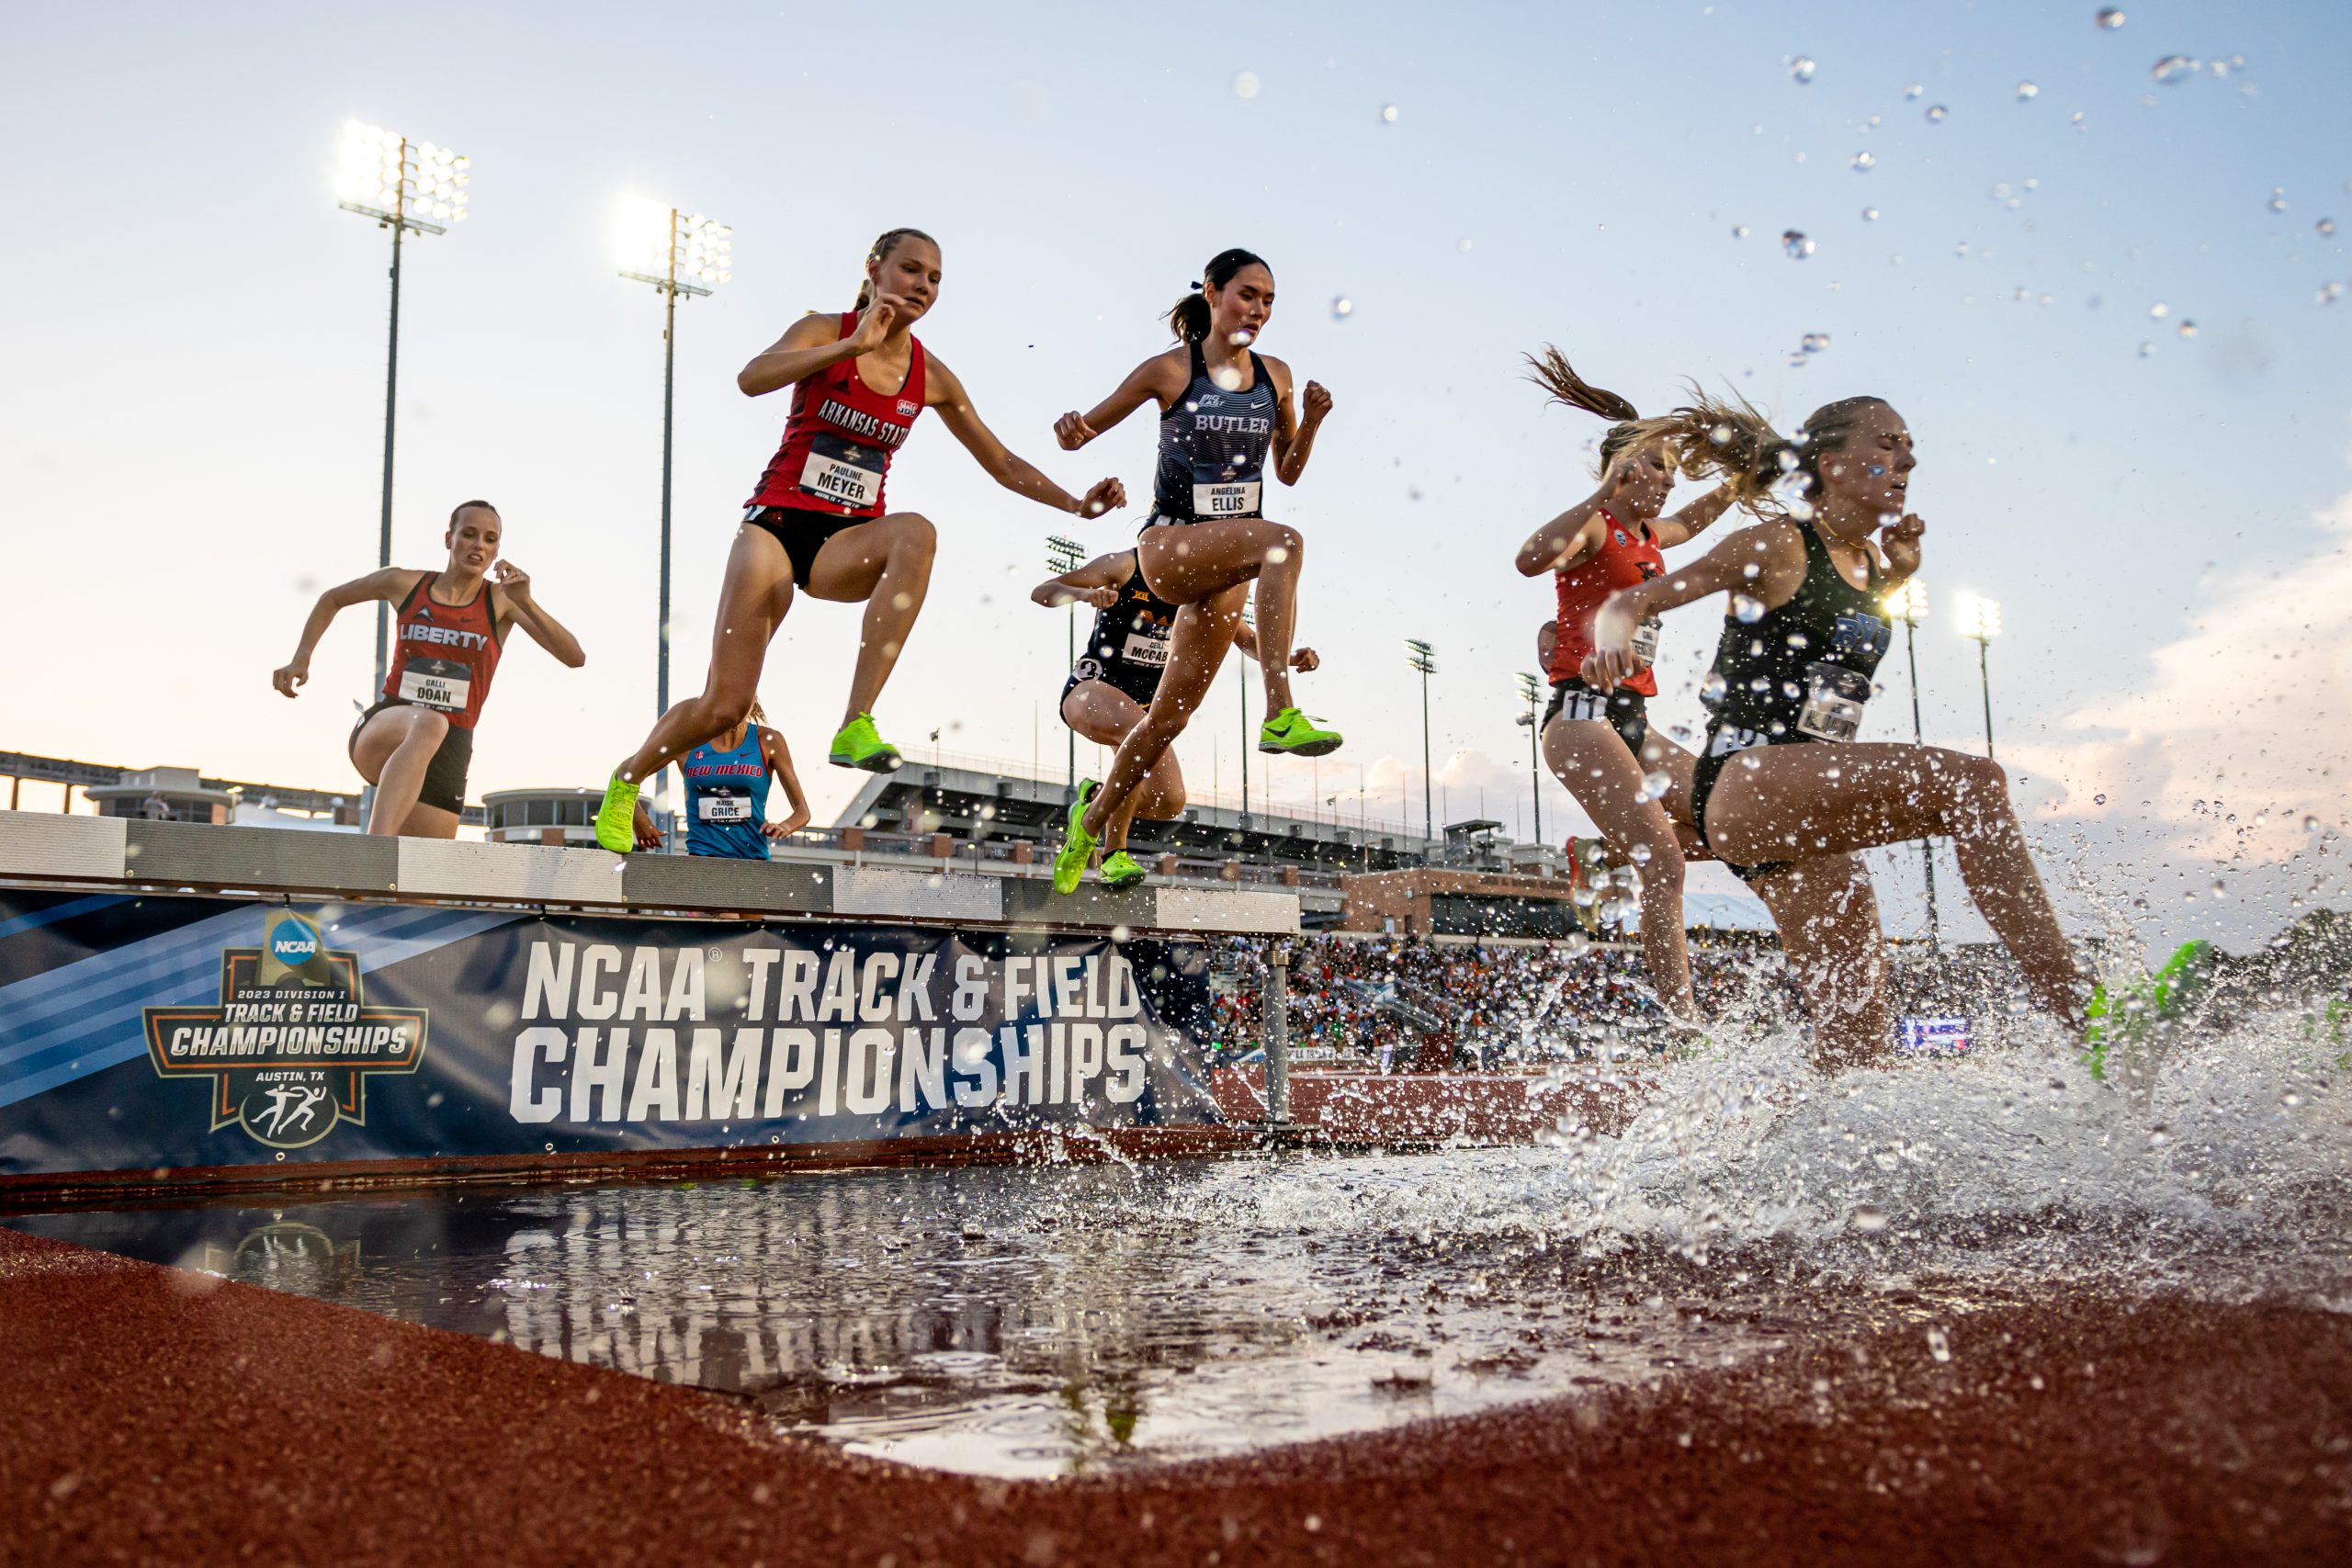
[854,227,938,310]
[1523,344,1652,471]
[1166,247,1271,343]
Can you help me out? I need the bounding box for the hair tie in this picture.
[1189,281,1204,291]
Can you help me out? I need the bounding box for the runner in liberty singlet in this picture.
[273,501,586,837]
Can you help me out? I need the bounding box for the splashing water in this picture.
[1330,296,1354,321]
[1789,56,1816,85]
[2152,55,2199,85]
[1781,230,1815,260]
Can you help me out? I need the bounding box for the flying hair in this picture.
[1524,344,1665,474]
[1167,248,1270,344]
[1663,389,1894,511]
[854,228,938,310]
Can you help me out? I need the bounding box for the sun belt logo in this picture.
[141,912,430,1149]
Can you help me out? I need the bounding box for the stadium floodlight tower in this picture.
[335,121,469,696]
[1883,579,1941,949]
[1044,534,1085,792]
[1405,639,1437,844]
[1955,592,2003,759]
[618,197,732,726]
[1513,671,1544,847]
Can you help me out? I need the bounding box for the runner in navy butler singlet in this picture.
[1580,391,2086,1069]
[1032,548,1319,886]
[273,500,586,837]
[628,699,810,859]
[591,228,1126,853]
[1510,346,1734,1018]
[1046,248,1341,894]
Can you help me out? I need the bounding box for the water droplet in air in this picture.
[1378,103,1399,123]
[2177,320,2198,337]
[1789,56,1817,85]
[2305,815,2322,832]
[1730,224,1750,240]
[2319,219,2337,237]
[2094,793,2108,805]
[1781,230,1815,260]
[1232,72,1261,99]
[2149,301,2169,317]
[2152,54,2198,85]
[2137,342,2154,357]
[1211,364,1244,391]
[1700,672,1728,705]
[2267,187,2288,213]
[2321,282,2346,306]
[1329,297,1352,321]
[1850,1204,1890,1233]
[1733,593,1767,624]
[2017,81,2040,100]
[1639,770,1671,802]
[1925,104,1949,123]
[1801,332,1829,353]
[2210,878,2227,899]
[1457,236,1474,251]
[1903,83,1924,99]
[1851,151,1875,172]
[2097,8,2125,28]
[1630,843,1654,864]
[1861,206,1880,221]
[1927,1326,1951,1363]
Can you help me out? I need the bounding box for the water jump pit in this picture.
[4,819,2350,1562]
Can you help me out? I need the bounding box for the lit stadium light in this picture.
[1883,578,1929,626]
[1955,592,2002,643]
[618,196,732,297]
[336,120,469,231]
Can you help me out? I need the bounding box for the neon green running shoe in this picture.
[1052,780,1099,896]
[1258,705,1343,757]
[828,712,901,773]
[592,773,640,854]
[1101,850,1147,890]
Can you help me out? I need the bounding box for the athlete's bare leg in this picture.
[1544,716,1693,1015]
[1702,741,2086,1032]
[1061,682,1186,853]
[1136,518,1304,715]
[1749,853,1889,1072]
[805,512,937,727]
[616,526,794,785]
[351,705,458,839]
[1081,585,1246,840]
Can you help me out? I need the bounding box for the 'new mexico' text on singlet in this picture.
[681,727,772,861]
[746,312,928,518]
[381,572,503,729]
[1151,339,1277,522]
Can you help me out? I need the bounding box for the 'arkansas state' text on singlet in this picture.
[746,312,928,518]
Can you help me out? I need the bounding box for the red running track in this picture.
[4,1226,2347,1564]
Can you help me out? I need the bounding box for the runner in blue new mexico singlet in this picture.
[680,728,773,860]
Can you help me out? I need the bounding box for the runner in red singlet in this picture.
[273,501,586,837]
[1510,349,1731,1017]
[592,228,1125,852]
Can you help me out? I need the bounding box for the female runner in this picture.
[1510,348,1732,1016]
[1583,392,2086,1068]
[627,699,811,857]
[1046,247,1339,894]
[1033,547,1318,886]
[592,227,1125,852]
[273,500,585,837]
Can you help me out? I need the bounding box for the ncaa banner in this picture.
[0,889,1226,1180]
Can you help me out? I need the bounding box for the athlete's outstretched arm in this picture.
[1054,355,1182,450]
[1266,358,1332,486]
[272,568,421,697]
[1652,482,1738,549]
[737,299,902,398]
[491,563,586,668]
[1584,520,1811,691]
[927,357,1125,517]
[1233,621,1319,671]
[1030,551,1130,610]
[759,727,813,840]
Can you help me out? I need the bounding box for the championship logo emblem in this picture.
[141,912,429,1149]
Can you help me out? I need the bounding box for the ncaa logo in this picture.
[266,916,319,965]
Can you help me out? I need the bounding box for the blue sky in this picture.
[3,0,2346,956]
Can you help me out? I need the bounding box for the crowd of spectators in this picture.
[1203,931,1803,1069]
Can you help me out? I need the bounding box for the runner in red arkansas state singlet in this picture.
[1548,508,1663,700]
[748,311,928,520]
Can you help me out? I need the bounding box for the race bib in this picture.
[1191,478,1261,517]
[1629,616,1663,668]
[799,432,885,510]
[1121,627,1171,667]
[1795,662,1872,742]
[397,656,469,714]
[697,789,753,823]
